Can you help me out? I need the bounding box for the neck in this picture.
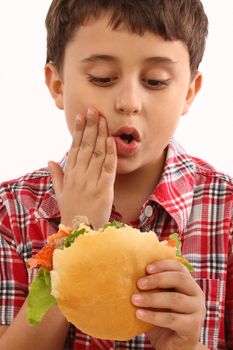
[113,150,167,222]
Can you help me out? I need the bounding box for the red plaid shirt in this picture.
[0,139,233,350]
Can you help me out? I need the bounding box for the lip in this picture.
[112,126,141,157]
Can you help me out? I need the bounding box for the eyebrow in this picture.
[144,56,177,65]
[80,55,119,64]
[80,54,177,65]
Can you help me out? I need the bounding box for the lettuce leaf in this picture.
[103,220,125,230]
[26,268,57,326]
[176,256,194,272]
[169,233,194,272]
[168,233,182,256]
[63,227,86,248]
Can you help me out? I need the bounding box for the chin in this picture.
[116,159,141,175]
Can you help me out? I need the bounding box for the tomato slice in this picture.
[27,244,55,271]
[47,226,72,244]
[27,225,73,271]
[167,239,177,248]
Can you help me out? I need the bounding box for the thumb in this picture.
[48,161,64,201]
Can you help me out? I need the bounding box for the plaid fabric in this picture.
[0,138,232,350]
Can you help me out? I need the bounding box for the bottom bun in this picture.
[50,225,177,340]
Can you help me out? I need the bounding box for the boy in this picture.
[0,0,232,349]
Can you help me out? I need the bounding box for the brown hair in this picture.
[45,0,208,77]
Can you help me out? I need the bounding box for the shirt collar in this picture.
[150,138,196,233]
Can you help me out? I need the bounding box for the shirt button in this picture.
[34,211,40,219]
[145,205,153,218]
[139,213,145,222]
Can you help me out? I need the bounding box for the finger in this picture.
[146,259,190,275]
[131,291,198,314]
[87,117,108,179]
[66,114,85,172]
[98,137,117,186]
[135,308,201,336]
[137,270,199,296]
[48,161,64,203]
[76,107,99,170]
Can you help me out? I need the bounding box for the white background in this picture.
[0,0,232,182]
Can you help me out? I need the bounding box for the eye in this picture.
[87,75,118,87]
[142,79,170,89]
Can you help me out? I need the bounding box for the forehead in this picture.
[64,14,189,68]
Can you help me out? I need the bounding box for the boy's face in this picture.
[46,14,201,175]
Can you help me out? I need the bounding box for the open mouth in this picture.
[119,134,134,144]
[112,127,141,156]
[113,126,141,143]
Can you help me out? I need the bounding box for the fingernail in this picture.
[136,309,146,320]
[87,107,96,119]
[138,277,147,289]
[147,264,157,273]
[107,136,114,146]
[76,115,82,125]
[99,116,105,126]
[132,294,144,305]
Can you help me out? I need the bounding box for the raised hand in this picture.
[48,107,117,229]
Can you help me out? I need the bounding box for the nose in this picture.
[115,82,142,115]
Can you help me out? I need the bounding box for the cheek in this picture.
[154,88,187,125]
[146,97,183,143]
[147,118,179,147]
[63,81,110,114]
[62,86,90,134]
[162,87,188,115]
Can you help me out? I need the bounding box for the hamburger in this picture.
[26,219,193,341]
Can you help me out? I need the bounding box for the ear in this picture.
[181,72,202,115]
[44,63,64,110]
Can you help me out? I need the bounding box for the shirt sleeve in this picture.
[0,197,28,325]
[225,214,233,349]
